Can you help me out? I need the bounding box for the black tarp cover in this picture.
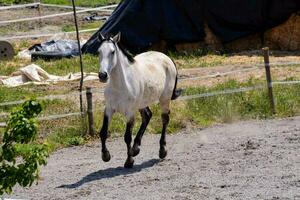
[82,0,299,54]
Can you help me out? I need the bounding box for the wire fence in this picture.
[0,4,117,25]
[1,60,299,129]
[0,2,116,41]
[1,60,296,111]
[0,28,99,40]
[178,61,300,82]
[0,3,299,131]
[0,61,299,107]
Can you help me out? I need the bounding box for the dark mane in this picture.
[117,43,135,63]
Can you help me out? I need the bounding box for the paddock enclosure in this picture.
[0,1,300,199]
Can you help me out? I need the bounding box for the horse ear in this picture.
[98,33,105,42]
[112,32,121,43]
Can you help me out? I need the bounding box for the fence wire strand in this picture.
[177,85,265,101]
[273,80,300,85]
[0,3,39,10]
[0,4,117,25]
[0,28,99,40]
[0,112,84,128]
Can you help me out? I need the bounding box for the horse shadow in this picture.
[58,159,161,189]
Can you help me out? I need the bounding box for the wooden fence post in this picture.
[86,87,95,136]
[37,0,42,27]
[262,47,276,114]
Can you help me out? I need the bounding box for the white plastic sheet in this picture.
[0,64,98,87]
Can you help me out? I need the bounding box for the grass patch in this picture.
[1,78,299,153]
[0,0,32,5]
[183,79,300,126]
[0,87,36,104]
[37,116,86,152]
[0,86,76,113]
[40,99,79,115]
[0,54,98,77]
[0,57,32,76]
[35,54,99,75]
[1,0,120,7]
[12,120,86,154]
[46,126,86,151]
[168,50,226,69]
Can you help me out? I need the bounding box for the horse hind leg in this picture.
[132,107,152,157]
[159,99,170,159]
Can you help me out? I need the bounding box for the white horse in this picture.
[98,32,181,168]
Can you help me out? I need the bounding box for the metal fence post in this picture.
[86,87,95,136]
[262,47,276,114]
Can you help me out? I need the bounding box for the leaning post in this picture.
[262,47,276,114]
[86,87,95,136]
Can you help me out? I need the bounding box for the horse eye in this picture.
[112,50,115,54]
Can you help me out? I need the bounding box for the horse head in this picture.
[97,32,121,83]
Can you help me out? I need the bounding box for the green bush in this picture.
[0,100,49,195]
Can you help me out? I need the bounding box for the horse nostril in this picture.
[99,72,108,80]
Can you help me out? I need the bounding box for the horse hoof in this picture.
[132,145,140,157]
[102,151,111,162]
[159,147,167,159]
[124,157,134,168]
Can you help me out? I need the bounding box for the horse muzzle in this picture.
[98,72,108,83]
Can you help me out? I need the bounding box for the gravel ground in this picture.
[7,117,300,200]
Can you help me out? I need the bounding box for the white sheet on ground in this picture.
[0,64,98,87]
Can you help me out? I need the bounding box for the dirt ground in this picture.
[6,116,300,200]
[0,6,107,39]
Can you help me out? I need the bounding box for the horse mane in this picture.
[117,43,135,63]
[98,34,135,63]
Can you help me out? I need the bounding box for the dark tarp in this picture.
[82,0,300,54]
[29,40,80,61]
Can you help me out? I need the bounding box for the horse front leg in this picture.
[100,108,113,162]
[132,107,152,157]
[124,117,135,168]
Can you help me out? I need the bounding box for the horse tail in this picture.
[171,60,182,100]
[171,75,182,100]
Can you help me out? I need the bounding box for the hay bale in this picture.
[174,23,223,52]
[265,14,300,51]
[175,42,203,52]
[150,13,300,52]
[203,23,224,51]
[150,40,168,52]
[223,33,263,52]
